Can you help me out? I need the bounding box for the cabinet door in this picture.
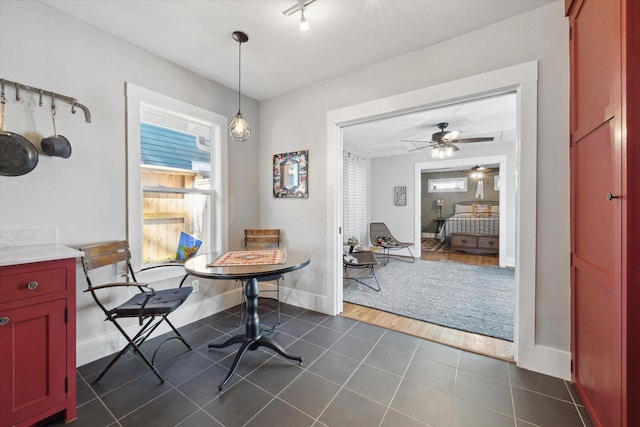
[0,299,67,426]
[569,0,623,426]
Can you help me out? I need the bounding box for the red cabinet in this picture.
[567,0,640,425]
[0,258,76,427]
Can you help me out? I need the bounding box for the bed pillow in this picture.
[491,205,500,213]
[472,203,492,217]
[454,204,474,214]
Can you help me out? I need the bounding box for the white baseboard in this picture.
[517,343,571,380]
[279,286,331,314]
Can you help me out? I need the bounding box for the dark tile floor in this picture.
[42,304,592,427]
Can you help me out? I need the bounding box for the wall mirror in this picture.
[273,150,308,198]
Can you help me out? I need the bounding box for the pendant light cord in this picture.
[237,40,242,113]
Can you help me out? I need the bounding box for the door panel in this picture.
[573,121,617,270]
[570,0,620,139]
[569,0,622,426]
[572,119,622,427]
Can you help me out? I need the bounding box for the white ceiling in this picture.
[41,0,552,157]
[343,91,517,158]
[42,0,555,101]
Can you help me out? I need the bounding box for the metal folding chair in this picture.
[79,240,193,383]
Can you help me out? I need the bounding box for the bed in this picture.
[437,201,500,254]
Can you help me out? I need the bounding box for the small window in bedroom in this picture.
[428,177,467,193]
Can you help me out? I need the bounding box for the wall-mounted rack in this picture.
[0,78,92,123]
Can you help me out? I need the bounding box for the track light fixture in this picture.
[283,0,316,32]
[228,31,251,142]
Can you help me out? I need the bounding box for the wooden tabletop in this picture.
[185,249,310,280]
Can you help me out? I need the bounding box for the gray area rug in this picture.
[343,259,514,341]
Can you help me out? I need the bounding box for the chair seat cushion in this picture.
[378,241,411,249]
[344,251,379,267]
[113,286,193,317]
[255,273,283,282]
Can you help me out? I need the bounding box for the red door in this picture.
[568,0,623,426]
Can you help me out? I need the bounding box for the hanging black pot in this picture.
[0,96,38,176]
[41,96,71,158]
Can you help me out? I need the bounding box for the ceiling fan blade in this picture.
[401,139,435,143]
[407,145,431,152]
[451,137,495,143]
[442,130,461,141]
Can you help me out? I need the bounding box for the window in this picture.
[140,118,212,263]
[427,177,467,193]
[126,83,228,271]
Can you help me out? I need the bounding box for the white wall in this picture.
[0,1,260,365]
[260,1,569,358]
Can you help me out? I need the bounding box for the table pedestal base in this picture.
[208,278,302,392]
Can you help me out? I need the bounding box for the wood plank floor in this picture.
[341,248,514,361]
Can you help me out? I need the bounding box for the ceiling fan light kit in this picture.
[405,121,495,158]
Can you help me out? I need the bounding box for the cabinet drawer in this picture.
[478,236,499,249]
[451,234,478,248]
[0,267,67,303]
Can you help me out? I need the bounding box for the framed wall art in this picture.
[273,150,308,198]
[394,186,407,206]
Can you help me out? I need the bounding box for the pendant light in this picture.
[229,31,251,142]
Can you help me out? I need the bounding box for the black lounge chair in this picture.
[343,251,380,292]
[370,222,416,264]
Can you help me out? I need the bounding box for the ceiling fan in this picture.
[404,122,495,155]
[469,164,499,179]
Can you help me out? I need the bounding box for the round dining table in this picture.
[185,249,310,392]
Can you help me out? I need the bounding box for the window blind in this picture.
[343,151,368,245]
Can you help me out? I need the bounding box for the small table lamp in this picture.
[436,199,445,219]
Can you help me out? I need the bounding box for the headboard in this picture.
[452,200,499,216]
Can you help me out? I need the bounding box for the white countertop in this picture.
[0,244,83,267]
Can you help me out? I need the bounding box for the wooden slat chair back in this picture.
[79,240,193,384]
[244,229,281,248]
[242,229,283,324]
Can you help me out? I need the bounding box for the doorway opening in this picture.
[327,62,539,365]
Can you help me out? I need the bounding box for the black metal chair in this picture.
[79,240,193,384]
[370,222,416,264]
[241,229,284,323]
[343,251,381,292]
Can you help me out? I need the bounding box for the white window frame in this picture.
[427,177,468,192]
[126,83,228,277]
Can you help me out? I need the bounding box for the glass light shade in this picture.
[431,147,438,158]
[445,145,454,157]
[300,15,309,32]
[229,112,251,142]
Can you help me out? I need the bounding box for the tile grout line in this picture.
[313,321,388,424]
[240,313,357,426]
[377,330,422,427]
[564,380,589,427]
